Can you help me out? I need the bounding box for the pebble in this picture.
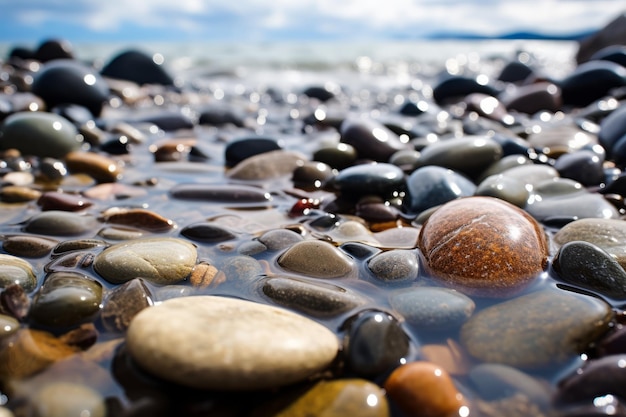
[93,237,197,285]
[339,118,408,162]
[500,82,562,114]
[389,287,475,330]
[384,361,467,417]
[100,49,174,86]
[29,381,106,417]
[0,112,81,158]
[403,165,476,214]
[559,60,626,108]
[330,162,405,198]
[126,296,339,390]
[170,183,272,204]
[599,103,626,162]
[64,151,123,183]
[99,207,174,232]
[418,196,549,297]
[180,222,237,243]
[313,142,358,170]
[552,240,626,300]
[277,240,355,278]
[37,191,93,212]
[0,254,37,292]
[460,288,612,368]
[224,137,282,167]
[0,314,19,339]
[342,309,410,377]
[553,150,605,186]
[255,379,389,417]
[226,150,308,180]
[29,272,103,328]
[257,228,304,251]
[416,136,503,178]
[31,60,110,116]
[366,249,419,283]
[432,74,499,105]
[554,218,626,268]
[475,174,529,208]
[24,211,98,236]
[101,278,154,332]
[260,275,364,318]
[1,235,58,258]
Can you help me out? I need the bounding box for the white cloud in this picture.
[4,0,625,40]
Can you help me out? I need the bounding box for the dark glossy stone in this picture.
[37,191,93,212]
[554,150,605,186]
[552,241,626,300]
[389,287,475,330]
[101,49,174,86]
[590,45,626,68]
[497,60,534,83]
[292,161,335,190]
[555,355,626,406]
[198,107,245,127]
[339,242,381,260]
[418,196,548,297]
[342,309,409,377]
[51,239,108,258]
[29,272,103,328]
[101,278,154,333]
[32,60,110,116]
[599,104,626,159]
[224,137,281,167]
[560,61,626,108]
[99,135,131,155]
[51,103,95,125]
[403,166,475,214]
[34,39,74,62]
[170,183,271,203]
[0,112,81,158]
[398,99,429,116]
[302,85,337,102]
[331,163,405,199]
[137,111,194,131]
[432,75,500,105]
[416,136,503,178]
[501,82,562,114]
[313,143,358,170]
[2,234,58,258]
[340,119,408,162]
[260,276,364,318]
[180,222,237,243]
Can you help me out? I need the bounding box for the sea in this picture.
[0,39,579,91]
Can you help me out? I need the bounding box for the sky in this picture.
[0,0,624,44]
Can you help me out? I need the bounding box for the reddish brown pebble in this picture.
[384,361,467,417]
[99,207,175,232]
[37,191,93,211]
[65,151,123,183]
[418,196,548,297]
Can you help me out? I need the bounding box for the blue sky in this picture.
[0,0,624,43]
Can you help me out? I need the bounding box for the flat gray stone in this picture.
[126,296,339,390]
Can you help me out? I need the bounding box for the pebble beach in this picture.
[0,29,625,417]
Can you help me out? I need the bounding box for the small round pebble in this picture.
[0,254,37,291]
[126,296,339,390]
[277,240,354,278]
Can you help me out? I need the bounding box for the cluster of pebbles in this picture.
[0,35,625,417]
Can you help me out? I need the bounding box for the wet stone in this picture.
[224,137,282,168]
[500,82,562,114]
[599,104,626,163]
[403,165,476,214]
[65,151,122,183]
[292,161,335,190]
[460,288,613,368]
[277,240,355,278]
[389,287,475,331]
[215,255,264,295]
[37,191,93,212]
[126,296,339,390]
[97,226,145,241]
[416,136,503,179]
[0,185,41,203]
[227,150,308,181]
[0,314,19,339]
[432,74,499,105]
[29,272,103,328]
[180,222,237,243]
[553,218,626,269]
[0,284,31,321]
[384,361,467,417]
[101,49,174,86]
[28,381,106,417]
[366,249,419,283]
[101,278,154,333]
[24,211,98,237]
[257,228,304,251]
[99,207,175,232]
[418,196,549,297]
[260,276,364,318]
[554,150,605,186]
[1,235,58,258]
[339,118,408,162]
[342,309,410,377]
[475,174,530,208]
[51,239,108,257]
[552,241,626,300]
[555,354,626,406]
[93,237,197,285]
[170,183,272,204]
[32,60,110,116]
[255,379,389,417]
[0,254,37,292]
[0,112,81,159]
[330,162,405,199]
[559,60,626,108]
[313,143,358,170]
[527,123,595,156]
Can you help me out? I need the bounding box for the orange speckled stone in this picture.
[418,196,548,297]
[384,361,467,417]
